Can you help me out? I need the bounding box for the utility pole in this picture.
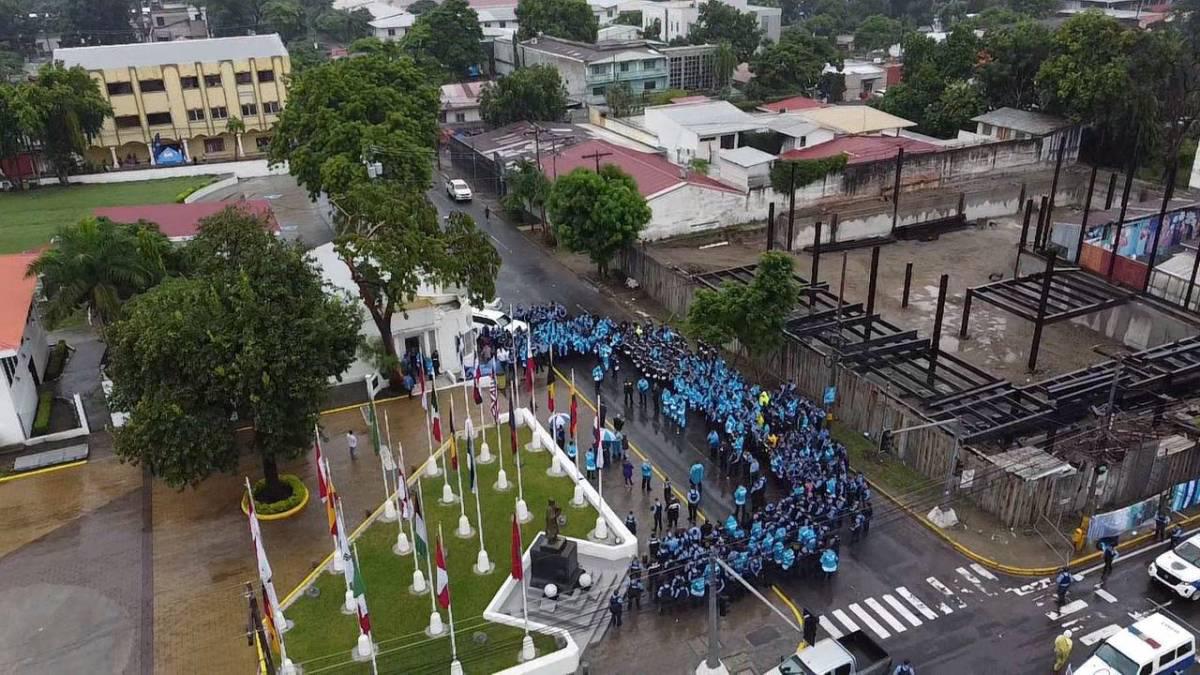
[698,548,726,675]
[583,148,613,172]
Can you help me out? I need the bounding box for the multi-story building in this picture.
[628,0,780,45]
[661,44,719,92]
[144,1,209,42]
[0,252,47,447]
[54,35,290,169]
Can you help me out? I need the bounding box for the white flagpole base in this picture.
[478,441,495,464]
[275,609,293,634]
[525,433,543,453]
[352,634,375,661]
[570,483,587,508]
[441,483,458,505]
[381,499,398,522]
[280,657,298,675]
[495,469,511,492]
[520,634,537,662]
[474,549,493,575]
[330,551,345,573]
[411,568,428,594]
[427,611,445,636]
[591,515,609,541]
[516,498,531,523]
[342,589,356,614]
[547,454,566,477]
[450,659,465,675]
[425,461,441,478]
[393,531,412,556]
[456,514,474,538]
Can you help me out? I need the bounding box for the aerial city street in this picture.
[1,1,1199,674]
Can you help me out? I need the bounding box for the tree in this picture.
[502,158,551,217]
[769,155,847,193]
[60,0,135,45]
[876,29,981,137]
[547,165,651,277]
[402,0,485,80]
[975,20,1051,110]
[615,10,642,26]
[26,217,178,328]
[854,15,902,52]
[516,0,598,42]
[922,80,984,137]
[605,81,637,117]
[408,0,438,13]
[689,1,762,63]
[645,17,661,40]
[107,208,360,497]
[685,252,799,360]
[20,63,111,184]
[479,65,568,126]
[263,0,306,41]
[714,42,738,90]
[206,0,273,36]
[1009,0,1057,17]
[0,83,29,186]
[314,7,373,42]
[287,39,329,74]
[269,52,440,200]
[749,31,839,97]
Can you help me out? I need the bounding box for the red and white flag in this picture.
[510,513,523,581]
[435,532,451,610]
[314,429,329,504]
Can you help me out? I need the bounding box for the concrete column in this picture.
[235,133,244,159]
[181,139,190,162]
[148,144,157,166]
[109,146,119,169]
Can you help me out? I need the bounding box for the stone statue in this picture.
[546,499,563,544]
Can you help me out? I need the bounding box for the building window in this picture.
[643,59,658,70]
[155,16,165,26]
[256,69,275,83]
[590,64,606,75]
[146,112,172,126]
[187,108,205,122]
[799,135,806,147]
[593,86,606,96]
[235,71,252,85]
[455,112,466,122]
[388,28,396,36]
[115,115,142,129]
[156,36,171,42]
[981,123,992,136]
[204,138,225,153]
[139,79,166,92]
[180,76,199,89]
[106,81,133,96]
[1,356,16,387]
[620,62,630,72]
[263,101,280,115]
[204,74,222,87]
[210,106,228,120]
[499,20,506,27]
[644,80,656,90]
[240,103,258,117]
[255,136,272,150]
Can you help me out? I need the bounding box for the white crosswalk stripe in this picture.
[1080,624,1121,646]
[866,597,907,633]
[926,576,960,612]
[832,609,859,634]
[819,616,844,639]
[969,563,998,581]
[883,594,923,628]
[850,602,892,640]
[1046,599,1088,621]
[1095,588,1118,604]
[896,586,939,621]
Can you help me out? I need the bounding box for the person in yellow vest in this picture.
[1053,629,1073,674]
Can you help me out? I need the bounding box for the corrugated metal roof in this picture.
[779,135,936,165]
[971,107,1070,136]
[795,105,916,134]
[546,139,741,198]
[720,146,775,168]
[758,96,825,113]
[55,34,287,70]
[647,100,763,136]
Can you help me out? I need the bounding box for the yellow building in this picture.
[53,34,290,169]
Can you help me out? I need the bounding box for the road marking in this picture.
[927,576,965,609]
[956,566,995,596]
[832,609,859,633]
[1046,599,1087,620]
[970,563,999,581]
[1095,588,1118,604]
[883,594,923,628]
[1007,578,1053,597]
[488,233,513,253]
[819,616,844,639]
[1080,624,1122,646]
[849,603,891,640]
[896,587,939,621]
[866,597,907,633]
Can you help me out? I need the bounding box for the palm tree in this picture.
[26,217,176,329]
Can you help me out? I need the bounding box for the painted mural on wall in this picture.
[1084,207,1200,261]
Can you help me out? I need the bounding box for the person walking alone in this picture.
[346,430,358,460]
[1053,630,1072,675]
[651,498,664,533]
[641,460,653,492]
[622,457,634,490]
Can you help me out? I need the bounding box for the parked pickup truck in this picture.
[765,630,892,675]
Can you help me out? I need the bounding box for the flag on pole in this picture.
[448,405,459,471]
[418,358,428,410]
[489,372,499,420]
[435,533,451,609]
[569,382,578,438]
[260,582,282,655]
[547,367,556,413]
[351,547,372,636]
[466,418,477,494]
[510,513,523,580]
[508,377,518,455]
[323,459,338,537]
[395,452,412,520]
[413,491,428,557]
[473,365,483,405]
[430,391,443,444]
[315,430,329,504]
[367,400,382,456]
[524,336,535,412]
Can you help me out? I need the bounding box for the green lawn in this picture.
[0,176,217,253]
[833,419,929,496]
[284,425,596,675]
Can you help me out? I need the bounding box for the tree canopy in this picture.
[19,63,112,184]
[479,65,568,126]
[502,158,551,217]
[688,1,762,63]
[974,20,1052,110]
[401,0,486,81]
[107,208,361,495]
[685,252,800,358]
[547,165,651,276]
[516,0,599,42]
[853,15,902,52]
[749,30,839,97]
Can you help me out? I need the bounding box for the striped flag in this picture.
[489,370,499,421]
[569,381,578,438]
[350,547,372,636]
[323,459,338,537]
[260,582,282,655]
[395,448,412,520]
[524,335,535,413]
[448,405,459,471]
[511,513,523,581]
[418,358,428,410]
[435,532,451,609]
[466,417,477,494]
[315,430,329,504]
[413,491,428,557]
[367,400,382,456]
[508,376,518,455]
[473,365,483,405]
[547,367,556,413]
[246,478,288,662]
[430,391,443,444]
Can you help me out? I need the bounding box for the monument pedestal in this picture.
[529,534,583,591]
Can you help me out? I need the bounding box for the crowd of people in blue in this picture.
[498,305,878,625]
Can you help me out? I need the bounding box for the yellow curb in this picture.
[0,459,88,483]
[771,584,803,624]
[240,478,311,521]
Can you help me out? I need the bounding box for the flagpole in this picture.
[571,370,578,470]
[350,543,380,674]
[372,400,398,523]
[316,429,346,575]
[419,362,440,479]
[569,370,586,508]
[413,478,443,639]
[513,513,535,662]
[440,524,463,675]
[594,390,608,540]
[333,487,358,613]
[511,369,526,504]
[492,369,509,491]
[461,386,491,574]
[430,388,456,505]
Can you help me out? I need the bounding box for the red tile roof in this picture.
[759,96,826,113]
[0,253,39,353]
[779,135,937,165]
[92,200,280,240]
[545,140,741,198]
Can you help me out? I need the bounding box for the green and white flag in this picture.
[413,491,428,558]
[367,400,382,456]
[351,546,372,636]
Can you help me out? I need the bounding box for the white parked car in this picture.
[471,306,527,335]
[1150,533,1200,599]
[445,178,472,202]
[1074,612,1195,675]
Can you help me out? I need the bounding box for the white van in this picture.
[1150,533,1200,599]
[1075,613,1195,675]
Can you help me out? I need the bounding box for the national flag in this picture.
[314,431,329,504]
[395,451,412,520]
[569,383,578,438]
[323,459,338,536]
[435,534,451,609]
[508,377,518,455]
[524,336,535,412]
[261,583,281,655]
[510,513,524,581]
[413,491,428,557]
[246,478,274,586]
[448,405,459,471]
[466,418,477,494]
[418,357,428,410]
[547,367,556,413]
[473,365,483,405]
[430,391,443,444]
[489,371,499,421]
[367,400,382,456]
[351,550,372,636]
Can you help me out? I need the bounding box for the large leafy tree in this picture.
[547,165,651,276]
[205,0,273,36]
[20,63,112,184]
[853,15,902,52]
[685,252,799,360]
[502,158,551,217]
[59,0,136,45]
[0,83,29,186]
[876,29,981,138]
[26,218,177,328]
[263,0,306,41]
[401,0,485,81]
[688,1,762,63]
[479,65,568,126]
[107,208,360,497]
[749,30,839,97]
[974,20,1051,110]
[516,0,598,42]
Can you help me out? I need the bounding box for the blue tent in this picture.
[154,146,186,166]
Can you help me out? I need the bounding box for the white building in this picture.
[0,253,49,446]
[717,145,775,190]
[825,59,887,100]
[589,0,625,24]
[628,0,780,44]
[370,11,416,40]
[495,35,671,106]
[440,81,491,127]
[642,99,763,164]
[309,243,477,383]
[758,113,836,152]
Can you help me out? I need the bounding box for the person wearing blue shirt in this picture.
[820,548,839,580]
[689,462,705,493]
[686,487,700,524]
[585,448,597,481]
[592,364,604,396]
[689,576,706,606]
[637,377,650,408]
[566,439,578,466]
[734,484,748,523]
[706,429,720,460]
[640,460,653,492]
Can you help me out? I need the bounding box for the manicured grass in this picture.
[833,419,929,496]
[0,176,216,253]
[284,425,596,675]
